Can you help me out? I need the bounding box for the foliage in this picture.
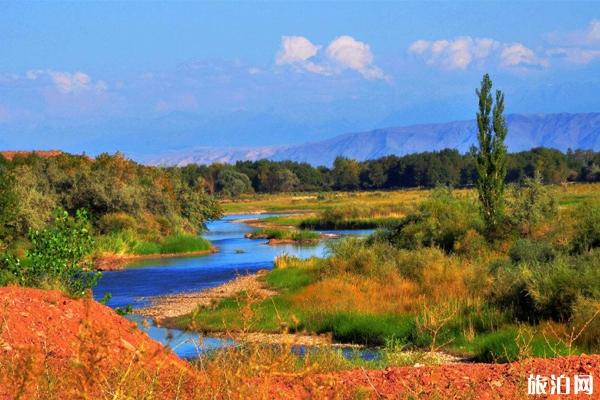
[178,147,600,196]
[571,201,600,253]
[332,157,361,190]
[474,74,508,239]
[508,239,556,265]
[374,188,481,252]
[3,152,222,241]
[23,209,97,296]
[215,168,254,197]
[489,251,600,323]
[508,172,557,236]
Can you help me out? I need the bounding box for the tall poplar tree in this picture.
[475,74,508,239]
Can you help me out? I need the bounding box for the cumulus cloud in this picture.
[275,35,388,80]
[409,36,548,71]
[325,36,387,79]
[276,36,320,64]
[25,69,107,93]
[500,43,549,69]
[408,36,500,70]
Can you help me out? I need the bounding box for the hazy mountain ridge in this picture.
[147,112,600,166]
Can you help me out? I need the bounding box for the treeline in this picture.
[177,147,600,196]
[0,152,222,252]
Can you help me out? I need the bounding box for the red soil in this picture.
[0,286,195,399]
[271,355,600,399]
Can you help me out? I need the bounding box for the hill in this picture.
[148,112,600,166]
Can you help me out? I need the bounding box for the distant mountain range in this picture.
[145,112,600,166]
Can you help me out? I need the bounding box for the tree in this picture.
[474,74,508,238]
[332,157,360,190]
[216,169,253,197]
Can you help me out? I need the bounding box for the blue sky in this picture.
[1,2,600,154]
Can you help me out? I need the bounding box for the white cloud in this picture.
[408,36,499,70]
[409,36,549,71]
[25,69,107,93]
[276,36,320,65]
[275,35,387,80]
[325,36,387,80]
[500,43,549,69]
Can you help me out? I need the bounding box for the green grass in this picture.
[159,234,211,253]
[96,232,211,256]
[307,312,416,346]
[249,228,320,243]
[472,327,575,363]
[265,266,315,292]
[299,217,399,230]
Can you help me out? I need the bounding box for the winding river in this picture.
[94,214,372,359]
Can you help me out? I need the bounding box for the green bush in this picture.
[489,255,600,323]
[570,298,600,351]
[571,202,600,253]
[19,209,98,296]
[508,173,557,236]
[508,239,556,264]
[376,188,481,252]
[97,212,137,234]
[328,237,445,281]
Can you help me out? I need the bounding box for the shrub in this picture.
[508,173,557,236]
[377,188,481,252]
[571,202,600,253]
[97,212,137,234]
[570,298,600,351]
[21,209,98,296]
[508,239,556,264]
[489,256,599,323]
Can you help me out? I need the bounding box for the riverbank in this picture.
[94,246,218,271]
[137,270,274,319]
[136,271,340,347]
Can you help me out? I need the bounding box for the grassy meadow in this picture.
[171,183,600,363]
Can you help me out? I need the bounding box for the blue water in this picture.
[94,214,333,309]
[93,214,373,359]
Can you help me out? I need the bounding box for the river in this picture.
[94,213,372,359]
